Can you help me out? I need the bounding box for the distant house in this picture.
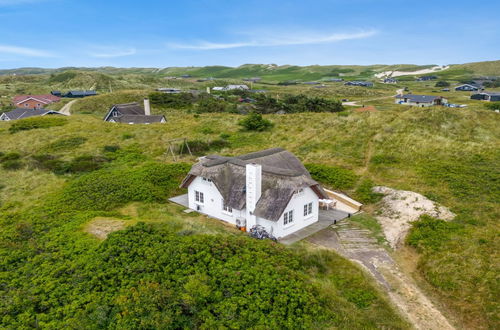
[179,148,330,239]
[180,74,191,78]
[442,88,450,92]
[243,77,261,82]
[382,77,398,84]
[64,90,97,98]
[455,84,480,92]
[416,75,437,81]
[0,108,66,121]
[51,90,62,97]
[156,87,182,94]
[212,87,225,91]
[344,81,373,87]
[103,99,166,124]
[395,94,447,107]
[12,94,61,109]
[304,81,320,85]
[470,92,500,102]
[224,84,250,91]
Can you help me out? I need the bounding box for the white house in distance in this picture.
[395,94,447,107]
[180,148,330,239]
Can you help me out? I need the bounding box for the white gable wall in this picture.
[187,175,320,239]
[187,176,244,225]
[257,187,319,238]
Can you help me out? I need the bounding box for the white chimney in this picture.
[206,86,211,94]
[144,98,151,116]
[245,163,262,231]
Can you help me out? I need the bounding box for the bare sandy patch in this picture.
[85,217,127,239]
[373,186,455,248]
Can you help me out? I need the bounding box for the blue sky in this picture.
[0,0,499,68]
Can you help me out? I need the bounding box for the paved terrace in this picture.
[279,209,350,245]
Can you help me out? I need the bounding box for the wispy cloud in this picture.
[0,0,47,6]
[0,44,54,57]
[168,29,377,50]
[88,48,137,58]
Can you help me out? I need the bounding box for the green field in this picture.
[0,61,499,328]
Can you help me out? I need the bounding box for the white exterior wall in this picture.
[187,176,244,225]
[187,177,320,238]
[257,187,319,238]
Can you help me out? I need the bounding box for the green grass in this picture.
[0,64,499,328]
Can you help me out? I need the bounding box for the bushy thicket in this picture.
[252,94,343,114]
[305,163,358,190]
[0,158,406,329]
[149,92,199,108]
[238,112,274,131]
[484,102,500,110]
[8,116,67,133]
[407,215,464,253]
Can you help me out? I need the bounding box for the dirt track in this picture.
[307,222,454,330]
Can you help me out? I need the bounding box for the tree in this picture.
[238,112,274,131]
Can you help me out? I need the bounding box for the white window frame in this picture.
[202,177,212,183]
[195,190,204,204]
[303,202,313,218]
[222,198,232,214]
[283,210,294,226]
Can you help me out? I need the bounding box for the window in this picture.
[304,202,313,217]
[202,177,212,182]
[113,111,118,117]
[222,199,232,213]
[284,210,294,225]
[195,191,204,204]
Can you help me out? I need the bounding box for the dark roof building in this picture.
[455,84,480,91]
[470,92,500,102]
[103,99,166,124]
[344,81,374,87]
[64,90,97,98]
[0,108,66,121]
[395,94,447,106]
[416,75,437,81]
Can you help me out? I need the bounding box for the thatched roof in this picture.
[181,148,328,221]
[113,115,165,124]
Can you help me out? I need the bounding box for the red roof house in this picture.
[12,94,61,109]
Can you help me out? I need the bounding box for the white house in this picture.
[224,84,249,91]
[180,148,329,239]
[395,94,447,107]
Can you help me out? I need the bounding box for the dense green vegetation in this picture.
[8,116,68,133]
[0,138,407,328]
[0,61,499,328]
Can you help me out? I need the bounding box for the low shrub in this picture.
[407,215,463,252]
[31,154,109,174]
[58,162,190,211]
[44,137,87,152]
[0,152,21,162]
[9,117,68,133]
[370,154,399,165]
[484,102,500,111]
[122,133,135,140]
[1,160,23,170]
[103,145,120,153]
[354,179,383,204]
[238,112,274,131]
[187,139,230,155]
[305,163,358,190]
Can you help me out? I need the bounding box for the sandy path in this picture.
[308,223,455,329]
[59,99,77,115]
